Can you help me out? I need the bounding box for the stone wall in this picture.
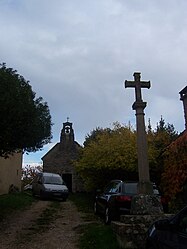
[0,153,22,195]
[111,214,173,249]
[42,142,84,192]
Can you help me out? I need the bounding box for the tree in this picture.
[22,164,43,187]
[75,118,178,192]
[0,63,52,157]
[83,126,112,147]
[161,130,187,202]
[75,123,138,191]
[148,116,178,186]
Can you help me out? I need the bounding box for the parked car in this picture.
[146,205,187,249]
[32,172,69,201]
[94,180,166,224]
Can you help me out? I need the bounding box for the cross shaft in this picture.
[124,72,152,195]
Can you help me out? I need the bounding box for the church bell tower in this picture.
[60,118,75,144]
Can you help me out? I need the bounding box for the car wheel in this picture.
[94,201,98,214]
[104,207,111,225]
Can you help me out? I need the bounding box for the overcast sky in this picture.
[1,0,187,165]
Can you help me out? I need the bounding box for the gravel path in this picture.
[0,200,84,249]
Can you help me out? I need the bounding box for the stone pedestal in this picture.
[130,194,163,215]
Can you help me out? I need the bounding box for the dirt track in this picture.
[0,200,83,249]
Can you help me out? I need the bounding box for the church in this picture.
[42,120,84,192]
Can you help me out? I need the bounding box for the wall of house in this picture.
[0,153,22,195]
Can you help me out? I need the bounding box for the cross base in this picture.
[130,194,164,215]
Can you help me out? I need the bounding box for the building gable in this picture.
[42,120,83,192]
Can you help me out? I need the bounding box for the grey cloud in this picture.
[0,0,186,163]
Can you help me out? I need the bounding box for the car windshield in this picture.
[43,176,63,185]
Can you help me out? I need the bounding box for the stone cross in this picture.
[125,72,152,194]
[125,72,150,103]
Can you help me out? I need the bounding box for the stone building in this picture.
[42,121,84,192]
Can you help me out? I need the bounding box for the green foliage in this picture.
[148,116,178,186]
[84,127,112,147]
[76,118,178,192]
[75,123,138,191]
[0,63,52,157]
[154,116,178,151]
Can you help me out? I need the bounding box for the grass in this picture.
[0,192,34,222]
[69,192,95,213]
[70,192,120,249]
[79,223,120,249]
[28,201,62,233]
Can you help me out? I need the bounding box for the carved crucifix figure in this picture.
[125,72,152,194]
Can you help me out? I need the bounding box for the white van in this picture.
[32,172,69,201]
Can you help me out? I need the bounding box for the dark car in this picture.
[94,180,165,224]
[32,172,69,201]
[146,205,187,249]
